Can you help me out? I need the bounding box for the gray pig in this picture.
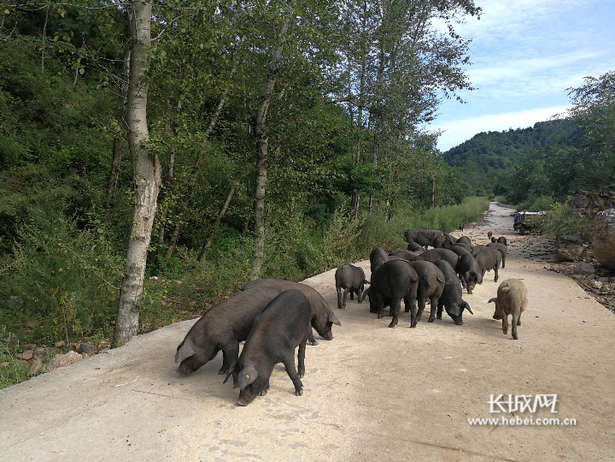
[449,244,472,258]
[224,289,312,405]
[488,279,528,340]
[175,286,280,377]
[456,253,483,294]
[370,247,389,273]
[486,242,508,268]
[415,248,461,271]
[335,264,368,309]
[389,249,422,260]
[406,241,426,253]
[407,260,445,325]
[456,236,473,248]
[362,259,419,328]
[403,228,453,249]
[474,247,502,282]
[434,260,473,325]
[241,278,341,344]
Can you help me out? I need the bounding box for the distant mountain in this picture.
[442,119,583,193]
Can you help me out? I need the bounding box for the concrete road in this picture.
[1,202,614,462]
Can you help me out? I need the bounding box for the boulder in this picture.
[557,236,587,262]
[593,209,615,269]
[49,351,83,371]
[574,262,595,275]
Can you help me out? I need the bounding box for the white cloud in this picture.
[434,106,570,151]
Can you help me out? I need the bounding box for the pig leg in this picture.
[282,354,304,396]
[511,312,519,340]
[428,296,439,322]
[349,289,354,301]
[219,342,239,376]
[259,380,270,396]
[297,339,307,378]
[502,314,509,336]
[406,295,418,328]
[437,299,444,320]
[336,287,343,309]
[502,255,506,268]
[308,328,318,346]
[388,299,401,328]
[343,288,350,308]
[494,264,499,282]
[416,298,426,323]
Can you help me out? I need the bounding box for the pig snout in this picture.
[237,387,258,406]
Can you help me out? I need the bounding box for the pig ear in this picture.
[238,365,258,388]
[464,302,473,315]
[475,272,483,284]
[223,361,236,384]
[488,297,498,304]
[328,312,341,326]
[175,341,196,365]
[449,303,461,316]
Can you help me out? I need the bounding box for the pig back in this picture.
[244,289,312,353]
[184,286,280,345]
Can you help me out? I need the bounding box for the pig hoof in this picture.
[428,317,434,323]
[377,313,384,319]
[295,388,303,396]
[259,388,268,397]
[217,368,227,376]
[387,322,397,328]
[410,323,417,328]
[309,339,318,346]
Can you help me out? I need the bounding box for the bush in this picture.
[537,201,593,240]
[0,215,123,345]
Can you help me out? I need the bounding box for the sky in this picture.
[429,0,615,151]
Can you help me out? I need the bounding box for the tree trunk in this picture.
[199,186,235,261]
[41,3,50,73]
[250,9,292,280]
[113,0,161,348]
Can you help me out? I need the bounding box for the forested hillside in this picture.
[0,0,491,381]
[443,70,614,219]
[443,119,582,194]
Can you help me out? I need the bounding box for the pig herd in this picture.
[175,228,527,406]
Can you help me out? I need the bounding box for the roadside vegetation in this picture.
[0,2,487,387]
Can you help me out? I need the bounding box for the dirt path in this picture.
[1,203,614,462]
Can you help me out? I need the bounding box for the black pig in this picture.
[474,247,502,282]
[434,260,473,325]
[407,261,445,325]
[415,248,461,271]
[224,289,311,406]
[335,264,368,309]
[362,259,419,328]
[175,287,280,377]
[241,278,341,344]
[456,254,483,294]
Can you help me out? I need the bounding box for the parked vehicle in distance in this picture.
[513,211,547,235]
